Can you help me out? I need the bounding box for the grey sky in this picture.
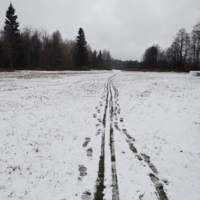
[0,0,200,61]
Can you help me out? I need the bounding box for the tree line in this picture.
[141,22,200,72]
[111,60,139,70]
[0,3,114,71]
[2,3,199,72]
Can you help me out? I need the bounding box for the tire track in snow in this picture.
[94,74,120,200]
[111,79,169,200]
[93,79,109,200]
[94,72,168,200]
[109,78,120,200]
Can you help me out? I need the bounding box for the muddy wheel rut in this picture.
[94,75,120,200]
[109,74,169,200]
[93,80,109,200]
[84,72,169,200]
[109,78,120,200]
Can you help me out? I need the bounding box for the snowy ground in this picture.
[0,70,200,200]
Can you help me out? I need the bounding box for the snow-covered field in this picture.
[0,70,200,200]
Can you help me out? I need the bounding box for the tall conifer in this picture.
[3,3,20,69]
[76,28,89,69]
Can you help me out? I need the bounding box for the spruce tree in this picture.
[3,3,20,70]
[76,28,89,69]
[97,50,103,68]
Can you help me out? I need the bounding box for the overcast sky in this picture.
[0,0,200,61]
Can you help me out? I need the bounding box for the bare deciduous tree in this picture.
[190,22,200,70]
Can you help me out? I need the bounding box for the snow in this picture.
[0,70,200,200]
[115,72,200,199]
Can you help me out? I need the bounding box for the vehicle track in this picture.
[93,82,108,200]
[111,76,169,200]
[92,72,169,200]
[109,77,120,200]
[94,74,120,200]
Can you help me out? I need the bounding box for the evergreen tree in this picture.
[76,28,89,69]
[0,38,5,69]
[3,3,20,70]
[97,50,103,68]
[91,50,97,68]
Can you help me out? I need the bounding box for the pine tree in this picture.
[76,28,89,69]
[3,3,20,70]
[97,50,103,68]
[91,50,97,68]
